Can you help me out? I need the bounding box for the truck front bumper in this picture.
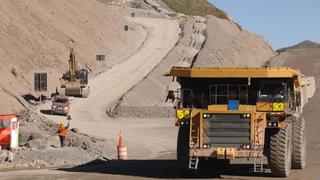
[189,148,263,159]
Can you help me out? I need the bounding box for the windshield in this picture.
[259,84,284,100]
[54,98,68,103]
[0,119,11,128]
[79,70,86,79]
[78,69,88,83]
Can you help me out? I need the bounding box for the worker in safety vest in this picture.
[57,120,70,147]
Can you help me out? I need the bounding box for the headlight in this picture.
[52,105,57,109]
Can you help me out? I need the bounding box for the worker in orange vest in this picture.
[57,120,70,147]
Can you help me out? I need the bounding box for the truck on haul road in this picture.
[168,66,316,177]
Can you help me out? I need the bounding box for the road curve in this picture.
[71,17,179,127]
[38,17,180,159]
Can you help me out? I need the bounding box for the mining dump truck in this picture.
[60,48,90,98]
[169,66,315,177]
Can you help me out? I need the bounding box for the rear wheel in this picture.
[291,117,306,169]
[269,122,292,177]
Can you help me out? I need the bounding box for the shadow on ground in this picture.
[59,159,272,179]
[40,109,68,117]
[40,109,52,115]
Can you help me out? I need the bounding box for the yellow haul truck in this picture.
[169,66,315,177]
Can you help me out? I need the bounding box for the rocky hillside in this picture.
[277,40,320,53]
[193,15,275,67]
[0,0,144,114]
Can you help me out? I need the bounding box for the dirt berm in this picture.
[110,15,276,118]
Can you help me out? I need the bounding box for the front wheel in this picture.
[269,123,292,177]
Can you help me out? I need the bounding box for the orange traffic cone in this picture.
[117,131,128,160]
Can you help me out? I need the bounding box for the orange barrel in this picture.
[117,145,128,160]
[117,131,127,160]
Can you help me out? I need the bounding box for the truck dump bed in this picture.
[169,66,303,78]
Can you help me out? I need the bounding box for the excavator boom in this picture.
[69,48,78,82]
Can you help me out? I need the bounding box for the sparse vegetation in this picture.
[162,0,229,19]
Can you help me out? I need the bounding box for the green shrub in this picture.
[162,0,229,19]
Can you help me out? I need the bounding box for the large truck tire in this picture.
[177,125,196,176]
[291,117,306,169]
[269,123,292,177]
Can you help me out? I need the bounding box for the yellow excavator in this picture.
[59,48,90,98]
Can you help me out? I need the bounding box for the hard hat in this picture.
[60,122,64,128]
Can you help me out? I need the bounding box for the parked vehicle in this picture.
[51,96,70,115]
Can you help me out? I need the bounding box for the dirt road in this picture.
[39,17,179,159]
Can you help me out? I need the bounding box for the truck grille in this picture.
[203,114,251,148]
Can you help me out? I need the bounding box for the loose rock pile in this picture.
[0,108,110,170]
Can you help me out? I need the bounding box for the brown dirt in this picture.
[0,0,145,114]
[194,15,276,67]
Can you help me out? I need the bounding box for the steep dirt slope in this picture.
[270,47,320,179]
[193,15,275,67]
[0,0,144,114]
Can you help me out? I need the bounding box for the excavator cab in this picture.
[77,68,89,84]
